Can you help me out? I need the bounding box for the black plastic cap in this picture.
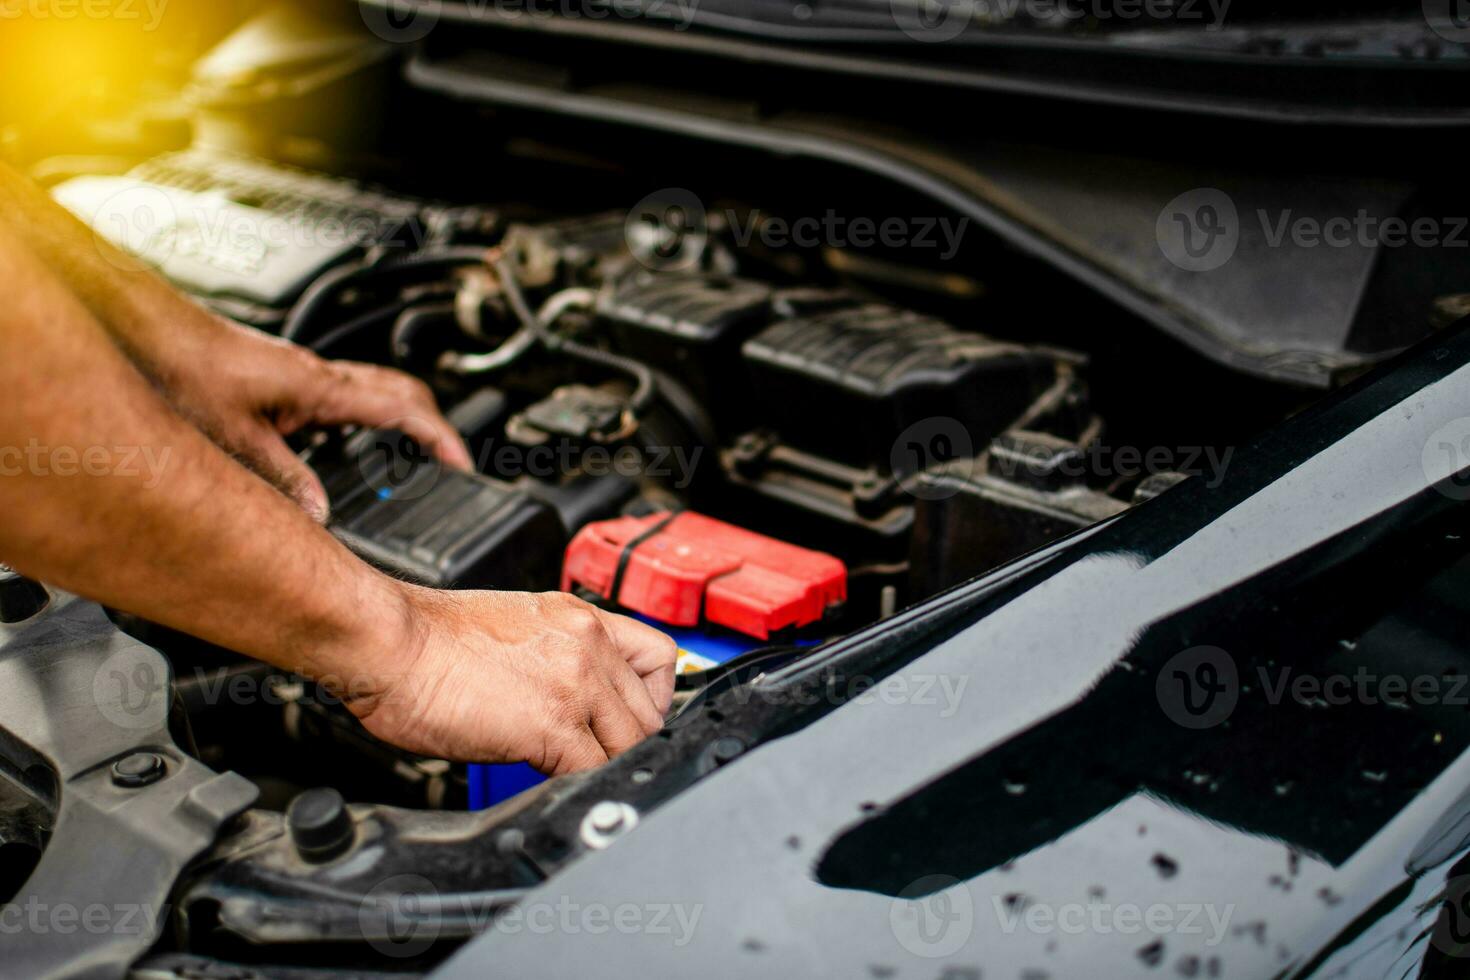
[287,787,354,861]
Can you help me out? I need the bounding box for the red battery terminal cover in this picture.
[561,511,847,640]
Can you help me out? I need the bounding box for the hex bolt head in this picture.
[111,752,166,788]
[287,788,355,862]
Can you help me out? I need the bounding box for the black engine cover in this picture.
[741,304,1057,471]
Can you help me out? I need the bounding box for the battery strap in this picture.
[609,512,678,607]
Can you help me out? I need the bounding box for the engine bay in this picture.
[11,31,1420,966]
[6,2,1470,975]
[0,113,1347,969]
[32,144,1300,823]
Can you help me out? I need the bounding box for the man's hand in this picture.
[0,162,473,521]
[0,164,674,776]
[353,588,678,774]
[148,318,474,523]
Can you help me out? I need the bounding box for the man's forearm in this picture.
[0,160,226,385]
[0,222,411,691]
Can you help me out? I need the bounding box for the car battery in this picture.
[562,510,847,640]
[466,762,546,810]
[311,430,566,591]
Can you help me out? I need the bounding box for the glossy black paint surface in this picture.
[438,322,1470,977]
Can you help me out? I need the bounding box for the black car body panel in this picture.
[366,0,1470,126]
[436,320,1470,976]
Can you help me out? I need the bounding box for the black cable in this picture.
[390,301,457,367]
[609,512,679,607]
[308,301,414,358]
[646,366,718,449]
[281,260,365,344]
[282,246,491,345]
[494,256,659,418]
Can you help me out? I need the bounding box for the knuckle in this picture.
[540,591,585,617]
[325,360,358,387]
[283,342,324,372]
[575,607,610,640]
[391,371,435,405]
[553,590,592,612]
[544,596,606,643]
[563,602,611,643]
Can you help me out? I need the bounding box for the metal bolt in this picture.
[111,752,165,788]
[589,801,625,834]
[580,801,638,849]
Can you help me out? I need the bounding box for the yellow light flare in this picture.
[2,20,157,111]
